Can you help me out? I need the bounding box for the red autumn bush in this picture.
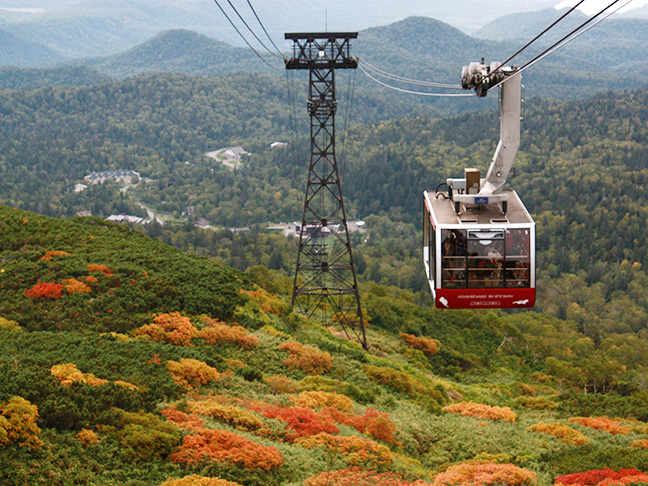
[554,468,648,486]
[160,408,205,430]
[443,401,517,422]
[262,405,339,440]
[322,408,399,445]
[169,428,283,471]
[568,417,631,435]
[296,432,392,468]
[199,316,259,348]
[527,422,590,445]
[278,341,332,375]
[432,462,536,486]
[400,333,439,356]
[305,467,432,486]
[25,282,65,300]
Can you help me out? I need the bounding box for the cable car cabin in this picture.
[423,189,535,309]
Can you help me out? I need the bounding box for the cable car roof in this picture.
[424,190,534,227]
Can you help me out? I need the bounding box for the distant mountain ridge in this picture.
[0,28,65,67]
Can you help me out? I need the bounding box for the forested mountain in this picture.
[2,203,648,485]
[0,27,65,67]
[82,29,273,79]
[0,65,112,90]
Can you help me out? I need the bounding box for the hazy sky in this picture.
[554,0,647,13]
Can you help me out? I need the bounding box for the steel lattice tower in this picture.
[285,32,366,349]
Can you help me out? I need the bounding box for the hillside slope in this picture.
[1,204,648,485]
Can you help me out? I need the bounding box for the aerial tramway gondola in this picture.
[423,62,535,309]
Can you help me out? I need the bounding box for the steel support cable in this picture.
[492,0,588,75]
[359,58,463,89]
[211,0,279,69]
[358,63,476,97]
[224,0,282,58]
[491,0,635,90]
[245,0,284,56]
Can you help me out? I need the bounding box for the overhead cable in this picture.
[245,0,284,56]
[211,0,279,69]
[494,0,588,72]
[360,58,464,89]
[492,0,635,90]
[358,63,475,97]
[224,0,282,58]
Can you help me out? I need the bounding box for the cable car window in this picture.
[423,206,435,282]
[505,228,531,287]
[441,229,467,288]
[467,229,505,288]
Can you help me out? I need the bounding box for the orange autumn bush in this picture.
[38,250,71,261]
[296,432,393,468]
[199,316,259,348]
[292,391,354,411]
[186,399,267,434]
[159,476,244,486]
[241,288,290,317]
[631,439,648,449]
[161,408,205,430]
[167,358,222,390]
[76,428,100,448]
[134,312,198,347]
[443,402,517,422]
[50,363,109,386]
[169,428,283,471]
[25,282,65,300]
[527,422,590,446]
[305,467,432,486]
[432,462,536,486]
[568,417,631,435]
[63,278,92,295]
[264,374,302,394]
[87,263,113,276]
[278,341,332,375]
[400,333,439,356]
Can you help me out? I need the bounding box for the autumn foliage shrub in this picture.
[134,312,198,346]
[199,316,259,349]
[159,476,244,486]
[443,402,517,422]
[431,462,536,486]
[631,439,648,449]
[292,391,354,411]
[63,278,92,295]
[161,408,205,430]
[304,467,432,486]
[527,422,590,445]
[0,396,43,449]
[87,263,113,276]
[240,288,290,317]
[38,250,71,261]
[186,399,267,434]
[170,428,283,471]
[25,282,64,299]
[568,417,631,435]
[323,407,400,445]
[296,432,393,468]
[76,428,100,448]
[278,341,332,375]
[264,374,302,394]
[554,468,648,486]
[50,363,109,386]
[400,333,439,356]
[167,358,222,390]
[262,405,339,440]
